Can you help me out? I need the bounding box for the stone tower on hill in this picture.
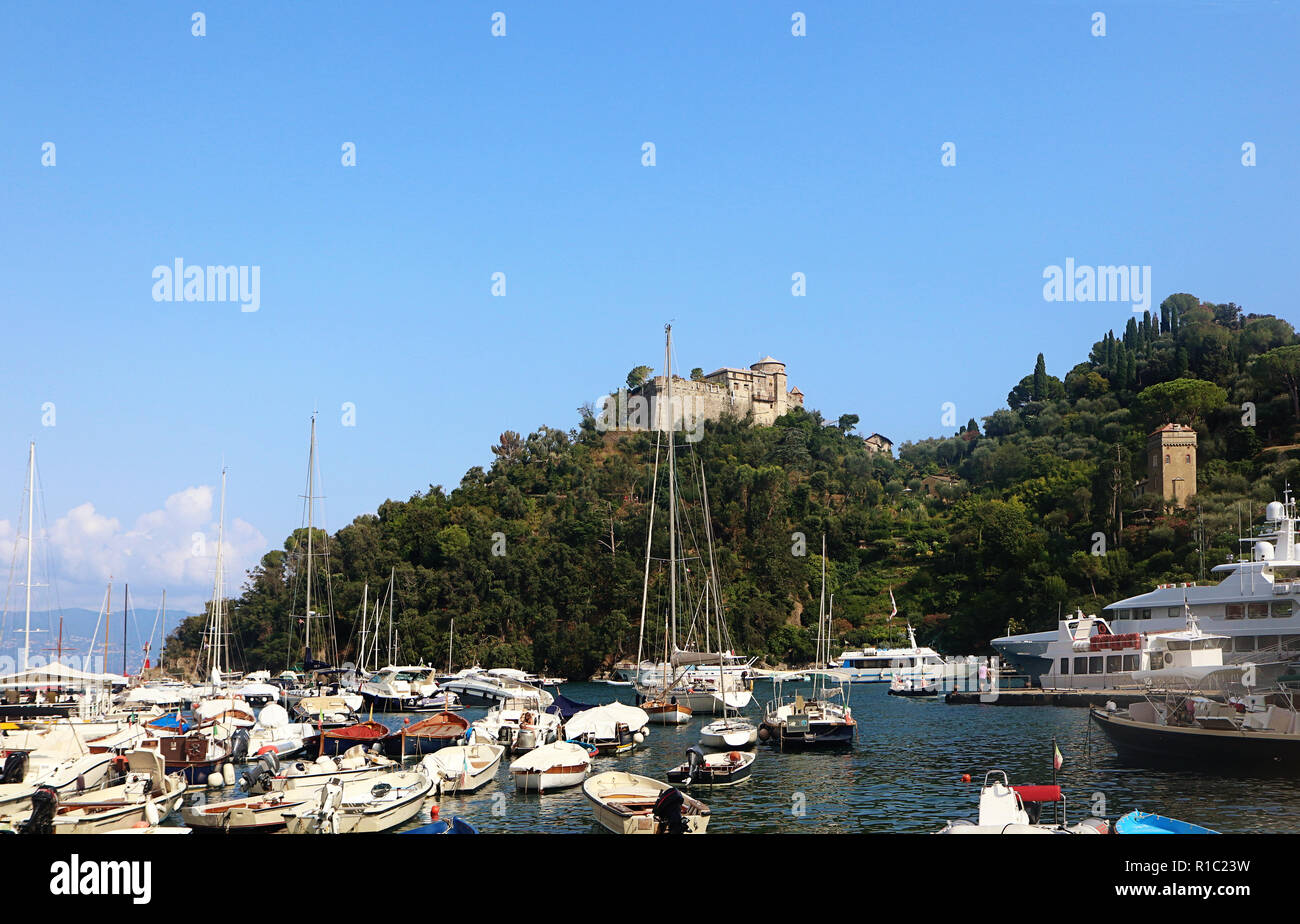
[635,355,805,427]
[1138,423,1198,506]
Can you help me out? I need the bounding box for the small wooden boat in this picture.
[1114,810,1219,834]
[583,771,709,834]
[181,790,311,832]
[319,720,391,756]
[280,770,432,833]
[420,744,505,794]
[385,712,470,757]
[140,732,233,784]
[510,741,591,793]
[666,746,755,788]
[699,717,758,750]
[642,698,692,725]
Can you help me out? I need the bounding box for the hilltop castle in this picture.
[1135,423,1198,506]
[636,356,805,428]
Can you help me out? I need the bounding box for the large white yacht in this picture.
[996,495,1300,682]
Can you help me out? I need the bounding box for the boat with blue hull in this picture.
[1115,811,1219,834]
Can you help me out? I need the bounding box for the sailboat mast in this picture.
[359,582,368,674]
[665,325,677,657]
[305,414,316,662]
[105,579,111,678]
[447,617,454,675]
[123,584,129,676]
[21,441,34,672]
[635,432,662,670]
[388,566,395,665]
[214,467,228,680]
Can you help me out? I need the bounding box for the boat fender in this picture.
[632,732,645,745]
[757,726,770,742]
[207,772,223,789]
[727,751,741,763]
[222,763,236,786]
[144,799,161,826]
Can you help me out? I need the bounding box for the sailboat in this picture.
[759,536,856,750]
[633,325,753,722]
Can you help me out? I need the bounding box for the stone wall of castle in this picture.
[636,356,804,428]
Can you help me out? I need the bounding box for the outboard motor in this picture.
[20,786,58,835]
[652,786,688,835]
[684,745,705,784]
[1,751,29,784]
[229,728,250,762]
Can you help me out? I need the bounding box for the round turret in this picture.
[1267,501,1285,521]
[750,356,785,374]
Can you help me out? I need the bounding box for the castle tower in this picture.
[1147,423,1197,506]
[750,356,787,419]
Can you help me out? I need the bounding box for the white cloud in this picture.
[0,486,267,612]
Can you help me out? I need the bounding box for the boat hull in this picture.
[1091,708,1300,768]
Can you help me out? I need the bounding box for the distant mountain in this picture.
[0,606,200,674]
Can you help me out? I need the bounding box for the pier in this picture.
[944,689,1152,707]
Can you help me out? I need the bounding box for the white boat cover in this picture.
[564,703,649,739]
[1130,664,1246,688]
[509,741,591,772]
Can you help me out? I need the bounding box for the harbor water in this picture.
[203,681,1300,834]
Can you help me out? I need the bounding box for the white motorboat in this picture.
[419,744,505,794]
[583,770,709,834]
[0,752,116,817]
[280,770,432,833]
[441,670,554,709]
[244,703,317,758]
[936,771,1108,834]
[246,747,399,794]
[509,741,592,793]
[470,702,562,753]
[16,749,187,834]
[832,623,948,684]
[359,666,441,712]
[666,746,755,787]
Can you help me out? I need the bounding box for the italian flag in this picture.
[1053,742,1064,771]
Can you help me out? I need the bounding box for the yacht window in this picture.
[1275,601,1293,618]
[1074,657,1088,674]
[367,673,385,683]
[1089,657,1103,674]
[1233,636,1255,652]
[1122,655,1139,671]
[1258,636,1278,650]
[1106,656,1123,672]
[1059,659,1069,675]
[1168,607,1183,619]
[1248,603,1269,619]
[1166,640,1189,651]
[1226,604,1244,620]
[1141,608,1152,620]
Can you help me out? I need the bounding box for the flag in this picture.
[1053,742,1064,771]
[889,588,897,622]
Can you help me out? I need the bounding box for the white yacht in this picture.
[830,624,947,683]
[440,669,554,709]
[996,494,1300,682]
[358,666,440,712]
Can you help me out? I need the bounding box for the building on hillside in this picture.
[864,433,893,455]
[633,355,805,428]
[1135,423,1197,506]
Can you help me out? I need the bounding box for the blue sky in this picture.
[0,1,1295,612]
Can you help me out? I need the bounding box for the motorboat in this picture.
[280,770,432,833]
[889,674,940,698]
[832,624,948,684]
[0,751,116,818]
[402,815,479,834]
[470,703,561,753]
[15,749,187,834]
[138,730,233,784]
[318,720,392,757]
[440,670,554,709]
[359,666,441,712]
[936,771,1109,834]
[509,741,591,793]
[291,695,360,729]
[666,746,755,788]
[583,770,709,834]
[244,746,399,794]
[419,744,505,794]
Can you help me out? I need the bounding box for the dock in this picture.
[943,689,1152,708]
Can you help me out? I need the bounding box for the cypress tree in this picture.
[1033,353,1047,401]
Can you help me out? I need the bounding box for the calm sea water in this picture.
[199,682,1300,833]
